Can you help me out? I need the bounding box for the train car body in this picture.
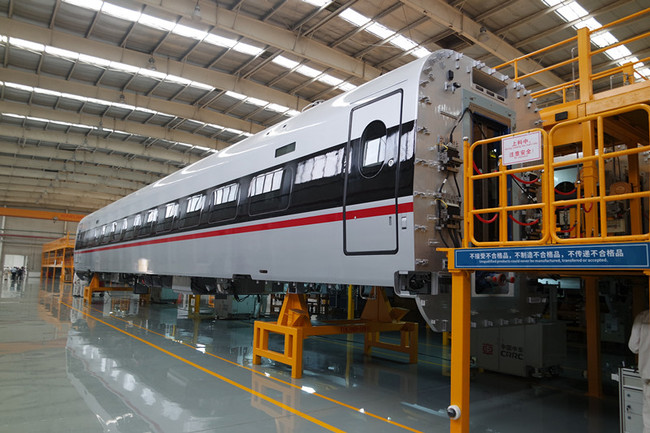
[74,50,540,302]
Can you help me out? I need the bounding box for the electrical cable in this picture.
[554,187,576,196]
[510,172,539,185]
[475,213,498,224]
[508,214,540,226]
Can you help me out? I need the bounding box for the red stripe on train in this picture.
[77,202,414,254]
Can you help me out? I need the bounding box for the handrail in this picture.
[547,104,650,244]
[494,8,650,103]
[464,128,549,248]
[464,104,650,247]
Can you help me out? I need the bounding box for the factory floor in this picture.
[0,276,620,433]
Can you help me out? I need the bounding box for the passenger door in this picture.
[343,90,402,255]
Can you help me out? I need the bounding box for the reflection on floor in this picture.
[0,278,619,433]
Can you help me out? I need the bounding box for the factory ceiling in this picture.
[0,0,648,214]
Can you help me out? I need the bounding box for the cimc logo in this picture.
[482,343,494,355]
[500,346,524,360]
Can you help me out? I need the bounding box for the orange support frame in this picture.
[252,288,418,379]
[83,274,139,304]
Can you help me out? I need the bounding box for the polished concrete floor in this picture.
[0,277,619,433]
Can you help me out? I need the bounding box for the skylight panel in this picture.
[62,0,102,11]
[79,54,111,67]
[109,61,139,74]
[413,47,431,58]
[138,14,175,32]
[245,97,268,106]
[366,22,395,40]
[591,31,618,48]
[574,17,601,31]
[606,45,632,60]
[9,38,44,52]
[272,56,300,69]
[340,83,357,92]
[302,0,332,6]
[191,81,214,91]
[233,42,264,56]
[139,69,167,80]
[297,65,321,78]
[225,91,247,100]
[287,109,300,117]
[165,76,192,86]
[101,3,140,22]
[340,9,371,27]
[45,45,79,60]
[204,34,237,49]
[391,35,417,51]
[266,103,289,113]
[553,1,589,22]
[38,88,62,97]
[319,74,343,86]
[4,82,33,92]
[173,24,207,40]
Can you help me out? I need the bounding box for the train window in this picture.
[214,183,238,206]
[121,218,128,232]
[164,203,179,219]
[296,149,344,184]
[360,120,387,178]
[186,195,205,213]
[157,203,178,233]
[110,222,117,234]
[250,168,283,196]
[124,215,137,240]
[100,224,110,244]
[146,209,158,223]
[249,168,292,215]
[138,209,157,237]
[209,183,239,223]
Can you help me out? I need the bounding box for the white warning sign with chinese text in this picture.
[502,130,542,165]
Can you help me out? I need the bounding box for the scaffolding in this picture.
[40,232,75,294]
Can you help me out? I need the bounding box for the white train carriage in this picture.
[74,49,540,299]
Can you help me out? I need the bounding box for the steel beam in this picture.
[0,68,266,136]
[0,139,179,178]
[0,125,199,168]
[0,17,309,113]
[135,0,381,81]
[0,100,219,151]
[0,207,86,222]
[0,164,145,191]
[399,0,565,88]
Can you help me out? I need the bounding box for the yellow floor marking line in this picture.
[69,300,425,433]
[62,300,344,433]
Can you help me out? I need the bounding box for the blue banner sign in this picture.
[454,242,650,269]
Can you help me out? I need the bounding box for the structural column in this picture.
[450,269,471,433]
[584,276,602,398]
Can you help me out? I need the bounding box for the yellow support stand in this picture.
[82,274,140,304]
[253,287,418,379]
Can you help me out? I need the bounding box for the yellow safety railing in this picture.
[464,129,550,247]
[494,8,650,103]
[547,104,650,244]
[465,104,650,247]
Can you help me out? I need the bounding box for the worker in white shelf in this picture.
[629,309,650,433]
